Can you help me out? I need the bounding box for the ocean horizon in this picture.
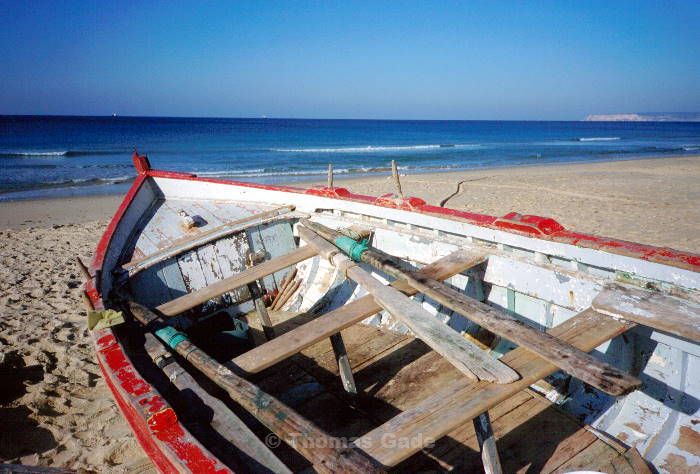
[1,115,699,201]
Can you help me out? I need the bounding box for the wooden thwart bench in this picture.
[156,244,317,316]
[593,282,700,342]
[301,220,640,396]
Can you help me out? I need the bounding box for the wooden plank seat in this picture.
[593,282,700,342]
[301,220,640,396]
[156,245,318,316]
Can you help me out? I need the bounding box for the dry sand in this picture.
[0,220,154,472]
[0,155,697,471]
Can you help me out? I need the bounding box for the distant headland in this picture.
[584,112,700,122]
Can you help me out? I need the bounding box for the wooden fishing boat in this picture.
[82,152,700,473]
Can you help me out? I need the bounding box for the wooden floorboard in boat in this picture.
[250,321,634,472]
[395,390,535,471]
[553,440,633,474]
[243,309,319,346]
[300,326,411,378]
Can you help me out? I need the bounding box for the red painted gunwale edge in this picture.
[87,153,699,472]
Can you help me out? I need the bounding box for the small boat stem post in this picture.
[300,219,640,396]
[473,412,503,474]
[122,298,383,473]
[76,257,95,311]
[81,291,95,311]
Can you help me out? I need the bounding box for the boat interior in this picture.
[99,175,700,473]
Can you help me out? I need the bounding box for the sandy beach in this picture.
[1,155,698,470]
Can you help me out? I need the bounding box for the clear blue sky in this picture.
[1,0,698,120]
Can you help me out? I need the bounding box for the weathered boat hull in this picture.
[86,154,700,473]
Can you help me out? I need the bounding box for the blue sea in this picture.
[1,116,699,201]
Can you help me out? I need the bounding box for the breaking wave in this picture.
[1,151,69,157]
[0,150,126,158]
[197,168,351,178]
[271,144,479,153]
[0,175,134,195]
[194,163,461,179]
[576,137,621,142]
[46,176,133,186]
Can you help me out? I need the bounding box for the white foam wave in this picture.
[198,168,351,178]
[577,137,620,142]
[2,151,68,157]
[272,144,479,153]
[196,169,265,177]
[194,163,463,179]
[683,146,699,151]
[47,177,90,185]
[106,175,133,183]
[46,175,133,186]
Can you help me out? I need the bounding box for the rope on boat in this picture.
[333,236,369,262]
[155,325,188,349]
